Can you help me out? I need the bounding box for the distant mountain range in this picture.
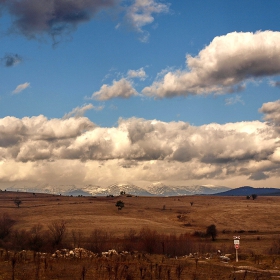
[214,186,280,196]
[57,183,232,196]
[4,184,280,197]
[5,182,230,196]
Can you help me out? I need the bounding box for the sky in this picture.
[1,0,280,190]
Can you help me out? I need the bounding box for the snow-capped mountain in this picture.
[5,184,98,196]
[145,183,230,196]
[183,185,232,195]
[146,182,193,196]
[6,183,231,196]
[82,183,152,196]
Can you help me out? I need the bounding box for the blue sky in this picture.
[1,0,280,190]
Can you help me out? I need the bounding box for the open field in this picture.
[0,191,280,253]
[1,191,280,279]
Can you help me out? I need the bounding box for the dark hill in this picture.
[215,186,280,196]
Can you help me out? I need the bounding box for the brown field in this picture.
[1,191,280,279]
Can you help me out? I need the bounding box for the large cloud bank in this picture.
[1,100,280,187]
[143,31,280,97]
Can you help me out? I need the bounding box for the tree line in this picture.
[0,213,219,256]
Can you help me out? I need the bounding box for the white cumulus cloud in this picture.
[122,0,170,42]
[127,67,147,80]
[92,78,138,101]
[143,31,280,98]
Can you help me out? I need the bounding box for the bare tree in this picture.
[10,229,28,251]
[48,220,67,249]
[123,228,138,251]
[71,229,84,248]
[14,198,22,208]
[139,227,159,254]
[28,224,45,252]
[206,224,217,241]
[0,213,16,239]
[87,229,111,253]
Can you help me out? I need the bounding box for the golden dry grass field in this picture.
[2,191,280,279]
[0,191,279,254]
